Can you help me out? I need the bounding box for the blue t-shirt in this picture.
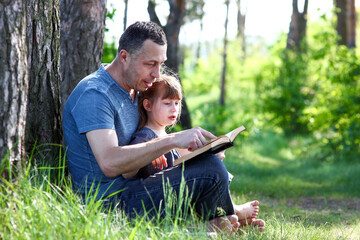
[130,127,180,179]
[62,65,139,199]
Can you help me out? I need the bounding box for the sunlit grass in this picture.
[1,130,360,240]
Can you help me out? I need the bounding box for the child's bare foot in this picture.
[234,200,259,225]
[252,219,265,232]
[239,218,265,232]
[208,214,240,235]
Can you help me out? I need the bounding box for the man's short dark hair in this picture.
[118,21,167,56]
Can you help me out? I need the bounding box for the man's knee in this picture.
[185,154,229,183]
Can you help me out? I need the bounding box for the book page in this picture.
[174,125,246,166]
[225,126,246,141]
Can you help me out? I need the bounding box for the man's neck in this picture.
[105,58,130,91]
[105,58,136,101]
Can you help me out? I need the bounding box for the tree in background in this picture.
[123,0,128,31]
[236,0,246,58]
[25,0,62,159]
[0,0,29,177]
[147,0,192,129]
[60,0,107,112]
[287,0,308,50]
[258,0,310,135]
[220,0,230,106]
[335,0,357,48]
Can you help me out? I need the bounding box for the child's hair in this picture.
[137,74,183,131]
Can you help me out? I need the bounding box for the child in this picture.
[124,74,264,233]
[125,74,183,179]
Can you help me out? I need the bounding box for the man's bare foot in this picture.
[208,214,240,235]
[234,200,259,225]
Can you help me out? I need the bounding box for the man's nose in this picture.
[150,65,161,78]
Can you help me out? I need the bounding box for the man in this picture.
[63,21,264,233]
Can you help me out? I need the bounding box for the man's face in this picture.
[125,39,167,92]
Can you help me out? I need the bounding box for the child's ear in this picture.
[143,99,152,111]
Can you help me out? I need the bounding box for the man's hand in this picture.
[152,155,167,169]
[173,127,216,151]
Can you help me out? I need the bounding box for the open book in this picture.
[174,126,246,166]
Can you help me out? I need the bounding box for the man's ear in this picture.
[118,49,128,63]
[143,99,152,111]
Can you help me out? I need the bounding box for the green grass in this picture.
[1,131,360,239]
[226,131,360,239]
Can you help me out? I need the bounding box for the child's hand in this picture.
[152,155,168,169]
[216,150,226,161]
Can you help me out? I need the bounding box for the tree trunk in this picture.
[347,0,356,48]
[336,0,357,48]
[25,0,62,158]
[60,0,107,112]
[220,0,230,106]
[123,0,128,31]
[237,0,246,58]
[148,0,192,129]
[287,0,308,51]
[336,0,347,46]
[0,0,29,177]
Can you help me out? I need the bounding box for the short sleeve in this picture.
[71,89,115,134]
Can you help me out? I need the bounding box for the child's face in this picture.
[146,95,181,128]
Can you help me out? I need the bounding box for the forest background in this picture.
[1,0,360,239]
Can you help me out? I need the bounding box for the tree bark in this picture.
[60,0,107,112]
[25,0,62,156]
[220,0,230,106]
[287,0,308,51]
[336,0,357,48]
[0,0,29,175]
[148,0,192,129]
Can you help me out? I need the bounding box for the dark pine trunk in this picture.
[25,0,62,158]
[60,0,107,112]
[336,0,357,48]
[287,0,308,51]
[0,0,29,178]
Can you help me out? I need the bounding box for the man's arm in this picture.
[177,148,226,160]
[86,127,216,178]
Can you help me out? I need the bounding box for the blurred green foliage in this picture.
[102,41,117,63]
[256,42,311,135]
[102,15,359,163]
[303,28,360,162]
[180,16,359,163]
